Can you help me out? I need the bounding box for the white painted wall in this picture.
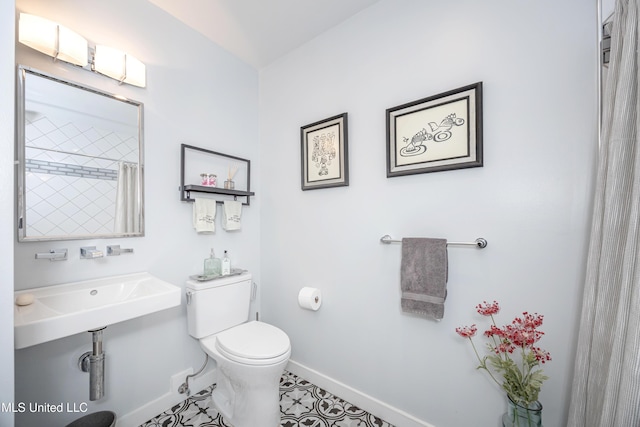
[13,0,260,425]
[0,0,16,426]
[259,1,597,426]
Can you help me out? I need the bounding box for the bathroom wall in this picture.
[259,1,597,426]
[1,0,16,425]
[13,0,260,425]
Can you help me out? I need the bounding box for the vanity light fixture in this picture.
[18,13,146,88]
[93,45,146,88]
[18,13,88,66]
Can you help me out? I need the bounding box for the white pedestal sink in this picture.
[14,272,181,349]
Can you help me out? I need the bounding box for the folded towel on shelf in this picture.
[222,200,242,231]
[193,198,216,233]
[400,237,448,320]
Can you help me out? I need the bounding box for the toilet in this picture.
[186,272,291,427]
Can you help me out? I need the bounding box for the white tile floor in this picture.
[140,370,394,427]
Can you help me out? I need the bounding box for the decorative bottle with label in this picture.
[221,250,231,276]
[204,248,221,277]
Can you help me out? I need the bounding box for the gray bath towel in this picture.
[400,238,448,320]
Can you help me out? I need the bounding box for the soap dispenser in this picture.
[221,250,231,276]
[204,248,221,277]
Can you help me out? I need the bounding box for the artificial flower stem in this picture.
[468,337,502,388]
[490,314,510,364]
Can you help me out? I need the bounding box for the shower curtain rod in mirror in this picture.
[25,146,134,163]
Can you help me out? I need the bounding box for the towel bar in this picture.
[380,234,487,249]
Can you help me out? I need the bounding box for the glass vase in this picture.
[502,397,542,427]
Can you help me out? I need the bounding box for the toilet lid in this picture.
[215,321,290,360]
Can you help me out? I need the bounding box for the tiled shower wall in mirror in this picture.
[24,113,138,237]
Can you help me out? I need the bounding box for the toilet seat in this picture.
[206,321,290,366]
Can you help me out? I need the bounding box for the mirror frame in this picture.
[16,65,145,242]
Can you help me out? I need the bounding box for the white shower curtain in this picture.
[114,162,140,233]
[568,0,640,425]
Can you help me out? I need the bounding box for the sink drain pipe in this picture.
[79,327,106,401]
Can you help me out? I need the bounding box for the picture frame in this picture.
[300,113,349,190]
[386,82,483,177]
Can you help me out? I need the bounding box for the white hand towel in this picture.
[222,200,242,231]
[193,198,216,233]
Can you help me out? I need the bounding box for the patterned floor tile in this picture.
[140,371,394,427]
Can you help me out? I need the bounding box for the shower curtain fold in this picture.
[568,0,640,425]
[114,162,139,233]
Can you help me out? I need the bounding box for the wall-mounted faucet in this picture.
[35,249,68,261]
[80,246,104,259]
[106,245,134,256]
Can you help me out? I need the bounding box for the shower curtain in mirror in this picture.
[568,0,640,425]
[114,162,139,233]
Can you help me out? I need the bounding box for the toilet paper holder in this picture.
[298,287,322,311]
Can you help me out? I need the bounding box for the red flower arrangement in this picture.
[456,301,551,406]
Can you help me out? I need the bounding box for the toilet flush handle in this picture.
[186,291,193,305]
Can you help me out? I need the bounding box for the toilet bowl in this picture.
[200,321,291,427]
[185,273,291,427]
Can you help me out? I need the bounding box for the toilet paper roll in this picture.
[298,287,322,311]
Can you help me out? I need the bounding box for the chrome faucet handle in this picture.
[80,246,104,259]
[106,245,120,256]
[35,249,68,261]
[106,245,134,256]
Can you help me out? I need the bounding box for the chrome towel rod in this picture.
[380,234,488,249]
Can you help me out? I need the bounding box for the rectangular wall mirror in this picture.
[16,65,145,241]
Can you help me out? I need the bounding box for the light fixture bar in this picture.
[18,13,145,88]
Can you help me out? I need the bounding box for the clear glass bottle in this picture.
[204,248,221,277]
[221,250,231,276]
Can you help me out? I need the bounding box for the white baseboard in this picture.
[286,360,435,427]
[116,368,215,427]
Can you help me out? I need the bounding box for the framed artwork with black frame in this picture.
[300,113,349,190]
[386,82,483,177]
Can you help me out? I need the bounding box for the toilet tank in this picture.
[186,272,252,339]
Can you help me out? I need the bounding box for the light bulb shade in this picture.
[94,45,126,80]
[57,25,88,65]
[19,14,57,57]
[124,55,146,88]
[18,13,87,66]
[94,45,146,88]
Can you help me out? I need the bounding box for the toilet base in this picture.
[211,361,284,427]
[194,321,291,427]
